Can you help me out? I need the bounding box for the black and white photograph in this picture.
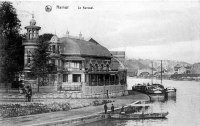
[0,0,200,126]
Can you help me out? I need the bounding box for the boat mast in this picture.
[161,60,162,85]
[151,61,153,84]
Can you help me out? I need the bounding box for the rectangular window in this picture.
[63,74,68,82]
[85,74,89,83]
[52,45,56,53]
[73,74,81,82]
[27,57,31,63]
[57,45,60,54]
[51,59,55,65]
[58,60,60,67]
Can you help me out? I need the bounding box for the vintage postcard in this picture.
[0,0,200,126]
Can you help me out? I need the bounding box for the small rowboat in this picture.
[109,112,169,120]
[166,87,176,97]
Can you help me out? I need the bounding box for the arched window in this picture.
[27,50,31,64]
[29,30,31,40]
[90,63,93,71]
[95,64,98,71]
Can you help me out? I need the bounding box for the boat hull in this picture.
[148,93,166,101]
[109,112,169,120]
[166,91,176,97]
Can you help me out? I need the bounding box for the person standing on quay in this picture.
[104,103,107,114]
[111,104,114,113]
[26,86,32,102]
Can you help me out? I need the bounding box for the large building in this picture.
[23,17,127,97]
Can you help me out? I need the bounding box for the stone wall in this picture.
[83,85,126,94]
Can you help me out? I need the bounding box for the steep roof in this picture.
[59,37,111,58]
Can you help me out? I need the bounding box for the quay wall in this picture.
[1,90,128,100]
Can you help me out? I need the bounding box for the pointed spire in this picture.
[66,29,69,37]
[79,32,82,39]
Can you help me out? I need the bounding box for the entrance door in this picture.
[72,74,81,82]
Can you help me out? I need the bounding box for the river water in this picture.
[80,77,200,126]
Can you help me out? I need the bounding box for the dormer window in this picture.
[90,63,93,71]
[95,64,98,71]
[57,45,60,54]
[101,64,104,71]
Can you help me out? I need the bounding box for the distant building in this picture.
[174,64,191,74]
[22,17,127,97]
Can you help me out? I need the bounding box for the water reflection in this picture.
[80,119,127,126]
[165,95,176,102]
[149,94,176,103]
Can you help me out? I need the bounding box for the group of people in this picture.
[19,85,32,102]
[104,103,115,114]
[104,103,125,114]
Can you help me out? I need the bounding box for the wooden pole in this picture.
[161,60,162,85]
[37,76,39,92]
[151,61,153,84]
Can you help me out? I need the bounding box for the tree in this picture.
[0,1,24,84]
[31,33,54,92]
[0,29,7,83]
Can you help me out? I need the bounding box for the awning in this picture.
[63,57,85,61]
[86,71,118,74]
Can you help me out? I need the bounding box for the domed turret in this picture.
[30,14,36,26]
[24,15,41,40]
[30,18,36,26]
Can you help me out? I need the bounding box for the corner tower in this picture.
[23,15,41,78]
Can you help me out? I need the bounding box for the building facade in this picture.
[174,64,191,74]
[23,18,127,97]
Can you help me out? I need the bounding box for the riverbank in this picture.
[0,92,150,126]
[129,76,200,82]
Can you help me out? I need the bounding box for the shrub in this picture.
[0,102,70,118]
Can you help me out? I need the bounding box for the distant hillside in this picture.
[124,58,191,76]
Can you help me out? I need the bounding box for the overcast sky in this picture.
[13,0,200,64]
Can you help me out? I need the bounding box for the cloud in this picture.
[110,40,200,63]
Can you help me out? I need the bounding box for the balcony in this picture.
[62,83,82,91]
[63,67,83,72]
[22,40,38,46]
